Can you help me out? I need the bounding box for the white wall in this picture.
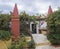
[30,20,47,33]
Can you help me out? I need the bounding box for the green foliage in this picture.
[20,11,36,36]
[8,35,27,49]
[47,33,60,45]
[47,9,60,45]
[9,33,35,49]
[0,30,11,41]
[27,40,35,49]
[0,14,11,31]
[0,11,37,36]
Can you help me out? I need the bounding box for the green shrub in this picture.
[20,33,35,49]
[27,40,35,49]
[8,34,27,49]
[0,30,11,41]
[0,14,11,31]
[47,9,60,45]
[9,33,35,49]
[47,33,60,45]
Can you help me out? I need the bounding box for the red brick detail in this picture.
[11,4,20,39]
[12,4,18,16]
[11,19,20,37]
[48,6,53,15]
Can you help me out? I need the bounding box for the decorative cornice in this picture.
[11,16,20,19]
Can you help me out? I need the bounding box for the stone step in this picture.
[35,45,60,49]
[32,34,60,49]
[32,34,48,44]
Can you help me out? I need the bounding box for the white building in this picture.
[30,6,53,34]
[30,15,47,34]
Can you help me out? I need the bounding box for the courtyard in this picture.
[0,0,60,49]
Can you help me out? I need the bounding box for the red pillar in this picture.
[48,6,53,15]
[11,4,20,40]
[47,6,53,32]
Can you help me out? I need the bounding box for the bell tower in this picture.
[11,4,20,39]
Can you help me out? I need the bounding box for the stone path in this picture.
[32,34,47,44]
[32,34,60,49]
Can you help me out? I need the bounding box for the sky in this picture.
[0,0,60,15]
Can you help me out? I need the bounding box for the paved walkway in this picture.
[32,34,60,49]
